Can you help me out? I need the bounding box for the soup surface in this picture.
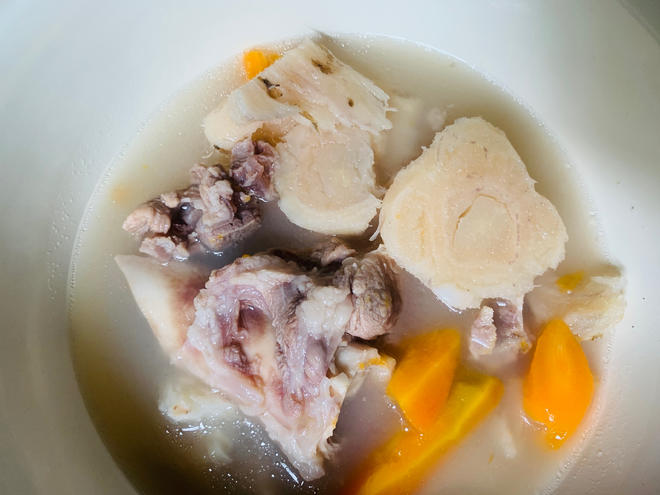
[70,34,613,494]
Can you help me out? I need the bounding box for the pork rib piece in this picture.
[334,251,402,340]
[123,164,261,262]
[230,138,279,202]
[181,254,350,479]
[115,241,401,480]
[468,297,531,369]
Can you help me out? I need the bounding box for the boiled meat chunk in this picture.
[115,242,401,480]
[469,297,530,367]
[334,251,401,340]
[308,237,357,268]
[122,164,260,262]
[380,117,568,310]
[470,305,498,356]
[180,254,349,479]
[181,253,398,479]
[230,138,278,201]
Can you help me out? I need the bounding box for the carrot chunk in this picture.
[387,329,461,432]
[242,49,281,80]
[345,368,503,495]
[523,318,594,448]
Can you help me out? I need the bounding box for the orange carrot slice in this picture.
[523,318,594,448]
[345,368,503,495]
[243,49,281,80]
[387,329,461,432]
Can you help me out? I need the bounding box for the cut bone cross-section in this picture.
[380,117,567,310]
[204,39,392,236]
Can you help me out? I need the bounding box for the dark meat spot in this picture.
[123,165,262,262]
[269,249,321,272]
[269,239,356,275]
[170,202,201,238]
[347,98,354,107]
[259,77,283,99]
[311,58,333,74]
[267,86,283,99]
[299,110,319,131]
[238,302,267,333]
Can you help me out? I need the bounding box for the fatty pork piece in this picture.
[115,246,400,480]
[204,39,391,150]
[525,268,625,341]
[122,164,262,262]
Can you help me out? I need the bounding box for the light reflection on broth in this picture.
[69,34,611,494]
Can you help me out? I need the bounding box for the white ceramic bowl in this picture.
[1,1,659,493]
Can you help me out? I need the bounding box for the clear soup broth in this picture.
[70,34,611,494]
